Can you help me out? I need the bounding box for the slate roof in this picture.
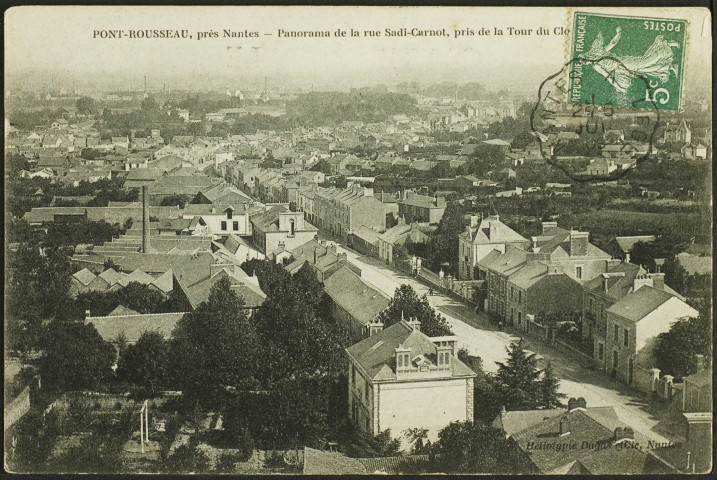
[465,216,527,245]
[324,266,390,327]
[606,285,680,322]
[345,320,475,382]
[582,262,646,300]
[498,406,661,474]
[87,312,189,344]
[399,193,442,209]
[350,225,381,245]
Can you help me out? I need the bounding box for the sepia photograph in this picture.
[3,5,713,475]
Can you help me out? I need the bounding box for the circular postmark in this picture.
[530,55,664,184]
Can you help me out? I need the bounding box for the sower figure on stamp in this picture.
[582,27,681,93]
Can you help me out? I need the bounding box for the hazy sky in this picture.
[4,6,712,92]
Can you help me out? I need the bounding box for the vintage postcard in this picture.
[4,5,713,475]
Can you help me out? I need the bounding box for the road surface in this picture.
[333,242,677,445]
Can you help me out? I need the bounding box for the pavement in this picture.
[331,241,678,445]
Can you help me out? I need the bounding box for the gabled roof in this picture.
[107,305,141,316]
[465,216,527,245]
[98,268,123,285]
[606,285,686,323]
[613,235,656,254]
[72,268,96,286]
[583,262,646,300]
[498,406,659,474]
[87,312,189,344]
[117,269,155,287]
[324,266,390,328]
[150,269,174,294]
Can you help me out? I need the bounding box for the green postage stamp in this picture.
[568,12,687,111]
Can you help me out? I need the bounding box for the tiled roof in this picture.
[350,226,381,245]
[357,455,431,474]
[87,312,189,344]
[399,193,442,209]
[302,447,366,475]
[324,266,390,328]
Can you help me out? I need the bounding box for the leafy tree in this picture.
[662,255,688,294]
[629,235,689,272]
[39,320,116,392]
[494,339,543,411]
[76,96,97,115]
[117,331,171,395]
[116,282,166,314]
[430,421,536,473]
[163,440,210,473]
[169,277,260,405]
[377,284,453,337]
[337,425,401,458]
[404,428,429,455]
[426,202,465,274]
[47,435,123,473]
[309,159,332,174]
[457,347,484,377]
[6,411,56,473]
[655,312,712,380]
[160,194,189,208]
[537,362,565,409]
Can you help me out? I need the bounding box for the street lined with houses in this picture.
[334,241,675,445]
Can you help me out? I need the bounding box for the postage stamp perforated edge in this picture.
[563,9,689,112]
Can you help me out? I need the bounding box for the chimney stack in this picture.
[625,252,631,264]
[407,317,421,332]
[541,221,558,234]
[85,309,91,319]
[649,272,665,291]
[613,427,635,443]
[367,318,384,337]
[567,397,587,413]
[470,215,479,228]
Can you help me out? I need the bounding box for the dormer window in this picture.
[226,209,233,219]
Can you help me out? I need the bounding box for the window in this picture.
[233,221,239,231]
[289,219,295,236]
[600,304,604,319]
[518,290,522,303]
[220,221,227,230]
[576,266,583,279]
[518,312,522,325]
[624,328,629,347]
[599,343,604,360]
[364,382,369,401]
[614,324,619,342]
[589,298,594,313]
[227,209,233,219]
